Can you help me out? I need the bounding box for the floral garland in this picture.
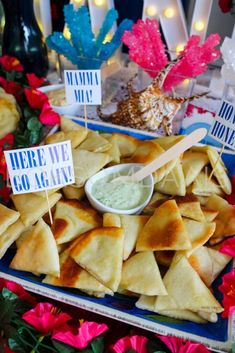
[0,278,213,353]
[0,55,60,204]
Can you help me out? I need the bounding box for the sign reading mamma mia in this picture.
[208,100,235,150]
[64,70,101,105]
[4,141,75,194]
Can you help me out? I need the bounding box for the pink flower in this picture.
[157,335,210,353]
[26,73,46,88]
[111,335,148,353]
[24,88,48,109]
[39,102,60,125]
[52,321,108,349]
[220,237,235,257]
[0,279,35,305]
[219,269,235,318]
[22,303,72,334]
[0,55,23,72]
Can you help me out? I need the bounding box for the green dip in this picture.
[92,175,149,210]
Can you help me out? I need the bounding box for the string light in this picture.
[164,7,175,18]
[145,5,158,17]
[176,43,184,54]
[183,79,190,85]
[93,0,106,6]
[194,20,205,32]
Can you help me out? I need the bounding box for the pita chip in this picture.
[53,199,102,244]
[11,192,61,227]
[120,251,167,295]
[0,203,20,235]
[154,135,184,150]
[136,200,191,251]
[113,133,138,157]
[188,246,231,287]
[143,192,169,215]
[192,171,223,196]
[62,185,85,200]
[73,149,110,187]
[69,227,124,291]
[182,151,209,186]
[182,218,215,256]
[0,220,25,259]
[43,251,113,296]
[155,251,175,267]
[174,194,205,222]
[206,195,235,244]
[61,117,89,135]
[201,207,218,222]
[154,161,186,197]
[157,255,223,313]
[103,213,121,228]
[135,295,156,311]
[10,219,60,276]
[207,146,232,195]
[79,131,111,152]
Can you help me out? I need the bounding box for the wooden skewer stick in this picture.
[84,104,88,130]
[208,143,225,181]
[45,189,53,225]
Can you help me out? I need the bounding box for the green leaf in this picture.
[0,300,14,326]
[29,130,41,145]
[2,287,18,301]
[126,349,137,353]
[23,106,33,119]
[27,117,42,131]
[91,336,104,353]
[6,71,15,81]
[8,337,27,353]
[147,339,170,353]
[52,340,76,353]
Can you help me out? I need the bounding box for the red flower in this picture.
[219,0,232,13]
[4,345,16,353]
[0,77,23,102]
[0,279,36,305]
[39,102,60,125]
[26,73,46,88]
[24,88,48,109]
[22,303,72,335]
[226,176,235,206]
[52,321,108,349]
[111,335,148,353]
[0,55,23,72]
[0,133,14,150]
[157,335,210,353]
[220,236,235,258]
[219,269,235,318]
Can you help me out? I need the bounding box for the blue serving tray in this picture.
[0,118,234,353]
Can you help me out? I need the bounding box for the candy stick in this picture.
[208,143,225,181]
[45,190,53,225]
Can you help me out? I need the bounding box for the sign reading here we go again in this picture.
[4,141,75,194]
[208,100,235,150]
[64,70,101,105]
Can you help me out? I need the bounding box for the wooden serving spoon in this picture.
[112,128,207,183]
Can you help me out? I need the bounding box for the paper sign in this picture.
[208,100,235,150]
[4,141,75,194]
[64,70,101,105]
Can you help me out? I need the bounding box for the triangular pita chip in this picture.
[154,160,186,196]
[182,150,209,187]
[79,131,111,152]
[61,116,89,135]
[205,195,235,244]
[153,135,184,150]
[11,192,61,227]
[72,149,110,187]
[156,255,223,313]
[113,133,138,157]
[182,218,215,256]
[103,213,121,227]
[69,227,124,291]
[143,192,169,215]
[45,130,88,148]
[62,185,85,200]
[201,207,218,222]
[136,200,191,251]
[188,246,231,287]
[192,171,223,196]
[0,203,20,235]
[120,251,167,295]
[53,199,102,244]
[207,146,232,195]
[104,134,120,164]
[174,194,205,222]
[43,251,113,296]
[0,220,25,259]
[10,219,60,276]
